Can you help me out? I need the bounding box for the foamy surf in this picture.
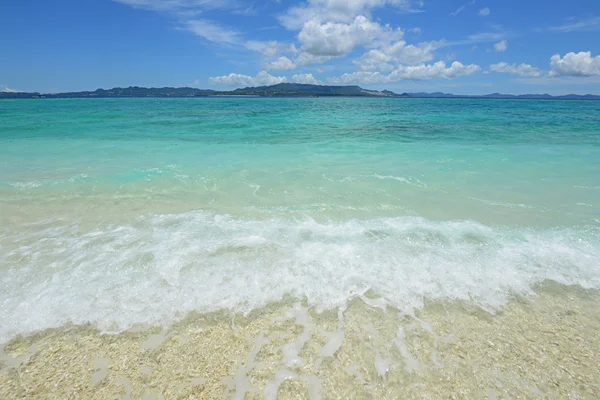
[1,211,598,343]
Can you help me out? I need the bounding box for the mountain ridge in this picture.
[1,83,599,100]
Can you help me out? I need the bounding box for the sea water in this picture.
[1,97,599,398]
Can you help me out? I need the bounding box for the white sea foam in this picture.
[1,211,599,342]
[9,181,43,189]
[244,182,261,196]
[372,174,428,188]
[68,174,89,183]
[468,197,534,209]
[321,173,427,188]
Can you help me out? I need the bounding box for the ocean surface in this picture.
[1,97,599,343]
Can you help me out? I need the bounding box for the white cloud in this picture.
[389,61,481,80]
[478,8,490,16]
[449,6,464,17]
[245,40,280,57]
[292,73,320,84]
[449,0,475,17]
[186,79,203,86]
[280,0,424,30]
[292,14,442,69]
[295,53,335,66]
[549,51,600,77]
[245,41,298,57]
[390,40,440,64]
[446,31,508,47]
[208,71,288,87]
[331,60,481,84]
[544,16,600,33]
[468,32,506,43]
[330,71,388,84]
[355,49,394,71]
[264,56,297,71]
[409,27,422,34]
[489,62,541,77]
[115,1,241,45]
[354,39,441,71]
[231,5,256,16]
[183,19,239,44]
[493,40,507,52]
[2,86,21,93]
[449,5,466,17]
[298,16,403,58]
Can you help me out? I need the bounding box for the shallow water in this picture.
[1,98,600,398]
[1,283,599,399]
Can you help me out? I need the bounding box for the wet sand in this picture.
[1,281,599,399]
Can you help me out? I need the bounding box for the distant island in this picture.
[2,83,599,100]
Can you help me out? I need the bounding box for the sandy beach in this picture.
[2,281,599,399]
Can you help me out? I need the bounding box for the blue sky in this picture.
[1,0,600,94]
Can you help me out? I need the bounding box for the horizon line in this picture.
[2,83,600,98]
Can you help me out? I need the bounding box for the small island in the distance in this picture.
[2,83,599,100]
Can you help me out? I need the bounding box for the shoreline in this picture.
[2,281,599,399]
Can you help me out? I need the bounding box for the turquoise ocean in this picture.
[1,97,600,343]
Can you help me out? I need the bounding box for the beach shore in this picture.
[1,281,599,399]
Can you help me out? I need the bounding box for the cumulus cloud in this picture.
[355,49,394,71]
[354,40,441,71]
[209,71,288,87]
[298,16,402,58]
[264,56,297,71]
[548,51,600,77]
[246,41,280,57]
[295,53,335,66]
[389,40,441,64]
[330,71,388,84]
[245,41,298,57]
[2,86,21,93]
[279,0,423,30]
[289,15,406,67]
[478,8,490,16]
[292,73,320,84]
[489,62,541,77]
[389,61,481,80]
[331,60,481,84]
[493,40,507,52]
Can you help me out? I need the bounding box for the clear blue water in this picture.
[1,98,599,341]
